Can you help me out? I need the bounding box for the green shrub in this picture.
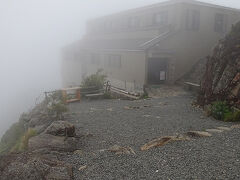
[46,90,65,104]
[11,128,37,152]
[81,69,107,89]
[224,111,240,122]
[140,92,149,99]
[48,101,68,120]
[211,101,232,120]
[46,91,68,119]
[210,101,240,122]
[224,112,234,122]
[0,121,25,154]
[103,92,113,99]
[233,111,240,122]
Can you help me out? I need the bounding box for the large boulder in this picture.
[44,121,75,137]
[28,116,53,135]
[28,115,52,128]
[28,121,77,152]
[28,134,77,152]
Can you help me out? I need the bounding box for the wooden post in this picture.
[76,89,81,101]
[61,90,67,104]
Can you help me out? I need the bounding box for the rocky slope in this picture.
[0,97,78,180]
[180,57,207,85]
[0,118,77,179]
[197,22,240,108]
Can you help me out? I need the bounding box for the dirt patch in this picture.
[108,145,136,155]
[146,85,187,98]
[186,131,212,137]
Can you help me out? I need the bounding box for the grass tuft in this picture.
[11,128,37,152]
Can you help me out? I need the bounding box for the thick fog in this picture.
[0,0,239,137]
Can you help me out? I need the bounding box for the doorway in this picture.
[148,58,168,84]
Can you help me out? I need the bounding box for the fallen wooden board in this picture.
[205,129,223,133]
[206,129,223,133]
[66,98,80,103]
[186,131,212,137]
[184,82,200,87]
[111,89,139,100]
[141,136,189,151]
[217,127,231,131]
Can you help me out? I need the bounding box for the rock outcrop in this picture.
[0,112,77,179]
[0,153,73,180]
[28,134,77,152]
[44,121,76,137]
[28,121,77,152]
[0,98,77,179]
[198,22,240,108]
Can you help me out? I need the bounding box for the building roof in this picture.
[66,0,240,53]
[90,0,240,22]
[78,38,150,51]
[77,29,174,51]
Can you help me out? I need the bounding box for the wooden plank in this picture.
[81,89,104,95]
[184,82,200,87]
[111,89,139,100]
[85,93,104,97]
[62,87,81,91]
[66,98,80,103]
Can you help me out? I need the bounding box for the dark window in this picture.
[128,17,134,28]
[107,55,122,68]
[128,17,140,28]
[103,22,107,30]
[104,21,112,30]
[153,11,168,26]
[145,15,152,26]
[133,17,140,27]
[109,21,113,29]
[91,54,101,65]
[99,22,105,32]
[186,10,200,31]
[112,20,119,29]
[121,18,128,29]
[215,13,227,33]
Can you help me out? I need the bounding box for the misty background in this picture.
[0,0,239,137]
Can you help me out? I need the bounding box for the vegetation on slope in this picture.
[0,91,68,155]
[81,69,107,89]
[0,121,26,154]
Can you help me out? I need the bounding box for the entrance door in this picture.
[148,58,168,84]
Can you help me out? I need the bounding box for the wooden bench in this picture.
[83,88,105,99]
[85,93,104,98]
[61,87,81,104]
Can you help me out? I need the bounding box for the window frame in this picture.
[153,11,168,26]
[214,13,227,33]
[186,9,200,31]
[106,54,122,68]
[90,53,101,65]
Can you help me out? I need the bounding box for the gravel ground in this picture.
[60,92,240,180]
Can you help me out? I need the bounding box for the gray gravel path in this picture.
[60,93,240,180]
